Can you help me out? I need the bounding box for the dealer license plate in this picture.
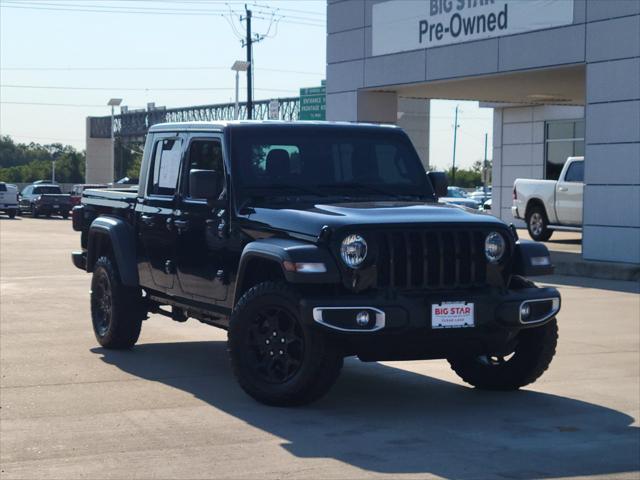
[431,302,474,329]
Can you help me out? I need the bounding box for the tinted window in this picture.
[0,184,6,192]
[231,127,432,202]
[545,120,585,180]
[183,139,224,198]
[148,138,182,196]
[33,186,61,194]
[564,161,584,182]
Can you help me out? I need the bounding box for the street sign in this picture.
[268,100,280,120]
[299,82,326,121]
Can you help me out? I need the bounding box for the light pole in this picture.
[51,159,56,183]
[231,61,249,120]
[107,98,122,180]
[452,104,460,186]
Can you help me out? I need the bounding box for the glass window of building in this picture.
[544,120,585,180]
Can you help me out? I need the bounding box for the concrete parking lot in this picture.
[1,217,639,480]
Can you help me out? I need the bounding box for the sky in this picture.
[0,0,492,170]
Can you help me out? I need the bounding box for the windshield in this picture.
[33,186,62,194]
[231,126,434,205]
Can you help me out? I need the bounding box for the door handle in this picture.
[173,219,190,232]
[558,187,568,192]
[140,214,155,226]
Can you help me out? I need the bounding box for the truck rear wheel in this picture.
[228,282,343,406]
[90,256,144,349]
[526,205,553,241]
[8,210,16,219]
[448,319,558,390]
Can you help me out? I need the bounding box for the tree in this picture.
[0,136,85,183]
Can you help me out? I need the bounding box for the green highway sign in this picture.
[299,81,326,121]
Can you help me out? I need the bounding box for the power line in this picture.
[0,66,324,76]
[1,133,85,142]
[0,1,325,26]
[1,84,298,93]
[1,101,132,107]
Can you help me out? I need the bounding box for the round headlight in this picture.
[340,234,368,268]
[484,231,506,263]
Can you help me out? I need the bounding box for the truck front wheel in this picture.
[90,256,144,349]
[448,319,558,390]
[526,206,553,241]
[228,282,343,406]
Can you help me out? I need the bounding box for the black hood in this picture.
[243,200,506,240]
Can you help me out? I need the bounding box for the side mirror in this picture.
[189,169,222,201]
[428,171,449,198]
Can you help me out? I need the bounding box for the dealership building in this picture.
[326,0,640,264]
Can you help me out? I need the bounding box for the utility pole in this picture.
[483,132,488,200]
[245,6,253,119]
[452,104,459,186]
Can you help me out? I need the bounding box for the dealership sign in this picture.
[372,0,574,56]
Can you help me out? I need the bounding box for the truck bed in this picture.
[82,187,138,211]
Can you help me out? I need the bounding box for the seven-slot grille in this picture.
[376,229,491,289]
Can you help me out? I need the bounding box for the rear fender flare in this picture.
[87,216,139,287]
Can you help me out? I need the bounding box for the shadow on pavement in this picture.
[538,275,640,294]
[93,341,640,479]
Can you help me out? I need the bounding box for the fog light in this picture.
[520,303,531,320]
[356,311,370,327]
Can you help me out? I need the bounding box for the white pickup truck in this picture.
[0,182,19,218]
[512,156,584,241]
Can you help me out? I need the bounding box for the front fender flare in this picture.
[233,238,341,300]
[87,216,139,287]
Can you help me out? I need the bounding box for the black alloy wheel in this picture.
[91,271,113,338]
[247,305,305,384]
[228,282,343,406]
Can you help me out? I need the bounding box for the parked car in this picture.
[481,198,492,212]
[0,182,19,218]
[19,183,72,218]
[469,186,492,203]
[439,186,481,209]
[512,156,583,241]
[71,121,560,406]
[70,184,109,207]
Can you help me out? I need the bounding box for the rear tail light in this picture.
[72,205,84,231]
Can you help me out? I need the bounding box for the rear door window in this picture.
[148,137,183,196]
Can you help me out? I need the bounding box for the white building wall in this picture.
[492,105,584,225]
[85,118,114,184]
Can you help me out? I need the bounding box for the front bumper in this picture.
[300,286,560,360]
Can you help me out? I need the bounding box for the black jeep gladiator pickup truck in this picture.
[71,121,560,406]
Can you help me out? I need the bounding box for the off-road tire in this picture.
[90,256,144,349]
[526,205,553,241]
[228,281,343,406]
[448,319,558,390]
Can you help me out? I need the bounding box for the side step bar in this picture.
[548,225,582,232]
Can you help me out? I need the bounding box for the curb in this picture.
[550,251,640,282]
